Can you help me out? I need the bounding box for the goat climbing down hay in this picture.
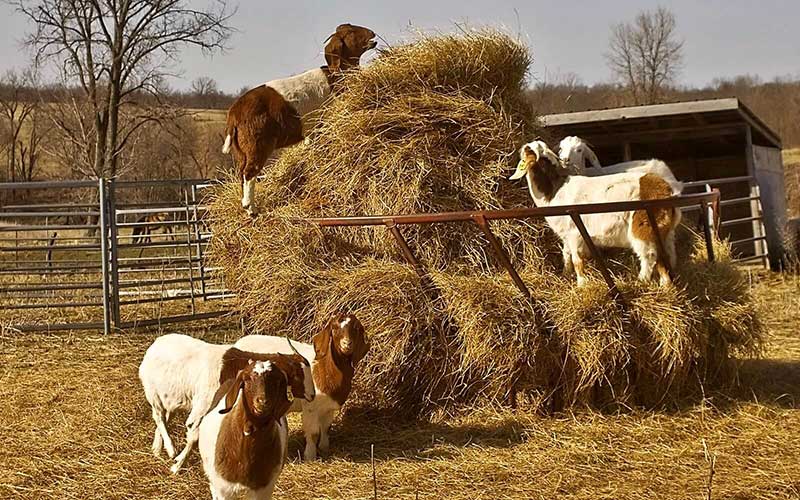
[208,29,763,417]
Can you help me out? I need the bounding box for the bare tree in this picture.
[191,76,219,96]
[0,69,39,183]
[606,6,683,105]
[190,76,221,108]
[10,0,234,179]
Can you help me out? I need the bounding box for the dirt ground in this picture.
[1,273,799,500]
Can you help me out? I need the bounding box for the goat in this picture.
[138,334,313,473]
[234,312,369,461]
[222,24,377,216]
[131,212,174,245]
[198,359,296,500]
[557,135,683,194]
[510,140,682,286]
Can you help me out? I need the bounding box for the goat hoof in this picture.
[169,462,181,474]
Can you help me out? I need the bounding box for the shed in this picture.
[541,98,786,268]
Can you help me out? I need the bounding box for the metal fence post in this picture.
[190,184,208,300]
[183,186,196,314]
[107,178,121,328]
[98,178,111,335]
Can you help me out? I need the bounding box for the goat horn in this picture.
[285,333,309,366]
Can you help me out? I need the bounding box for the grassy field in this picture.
[785,148,800,219]
[784,148,800,166]
[0,271,798,500]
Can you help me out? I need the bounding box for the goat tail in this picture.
[221,132,233,154]
[222,124,237,154]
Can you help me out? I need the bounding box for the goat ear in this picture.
[350,322,369,368]
[325,35,344,72]
[272,372,293,420]
[209,372,244,416]
[312,321,333,359]
[220,371,245,414]
[585,146,602,169]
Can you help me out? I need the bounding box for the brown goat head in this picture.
[324,24,377,72]
[215,360,291,423]
[312,313,369,368]
[220,348,314,403]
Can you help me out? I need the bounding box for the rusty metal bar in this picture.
[700,201,716,263]
[644,207,674,282]
[472,214,530,298]
[567,211,621,300]
[305,192,720,228]
[384,220,427,280]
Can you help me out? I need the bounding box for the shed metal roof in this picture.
[540,98,781,148]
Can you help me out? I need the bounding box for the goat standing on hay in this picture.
[199,358,300,500]
[222,24,377,216]
[558,135,683,194]
[138,334,314,473]
[510,140,682,286]
[235,313,369,461]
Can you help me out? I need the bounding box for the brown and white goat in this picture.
[138,334,313,474]
[234,313,369,460]
[198,358,301,500]
[510,140,682,286]
[222,24,377,216]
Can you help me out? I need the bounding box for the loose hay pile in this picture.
[208,30,763,416]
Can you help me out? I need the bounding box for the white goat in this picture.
[558,136,683,194]
[234,313,369,461]
[138,334,313,473]
[510,140,682,286]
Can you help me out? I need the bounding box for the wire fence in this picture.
[0,179,231,333]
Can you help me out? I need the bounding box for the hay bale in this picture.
[208,29,764,416]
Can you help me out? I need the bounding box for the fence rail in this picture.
[0,178,230,333]
[302,190,722,302]
[680,175,768,266]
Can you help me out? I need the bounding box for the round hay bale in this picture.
[208,29,764,416]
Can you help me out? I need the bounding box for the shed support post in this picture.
[700,201,716,263]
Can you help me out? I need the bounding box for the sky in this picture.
[0,0,798,93]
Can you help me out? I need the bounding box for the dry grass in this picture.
[208,29,764,415]
[784,148,800,219]
[0,275,797,500]
[784,148,800,166]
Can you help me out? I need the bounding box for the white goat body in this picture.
[138,334,230,473]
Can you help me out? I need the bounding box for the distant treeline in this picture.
[0,83,236,110]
